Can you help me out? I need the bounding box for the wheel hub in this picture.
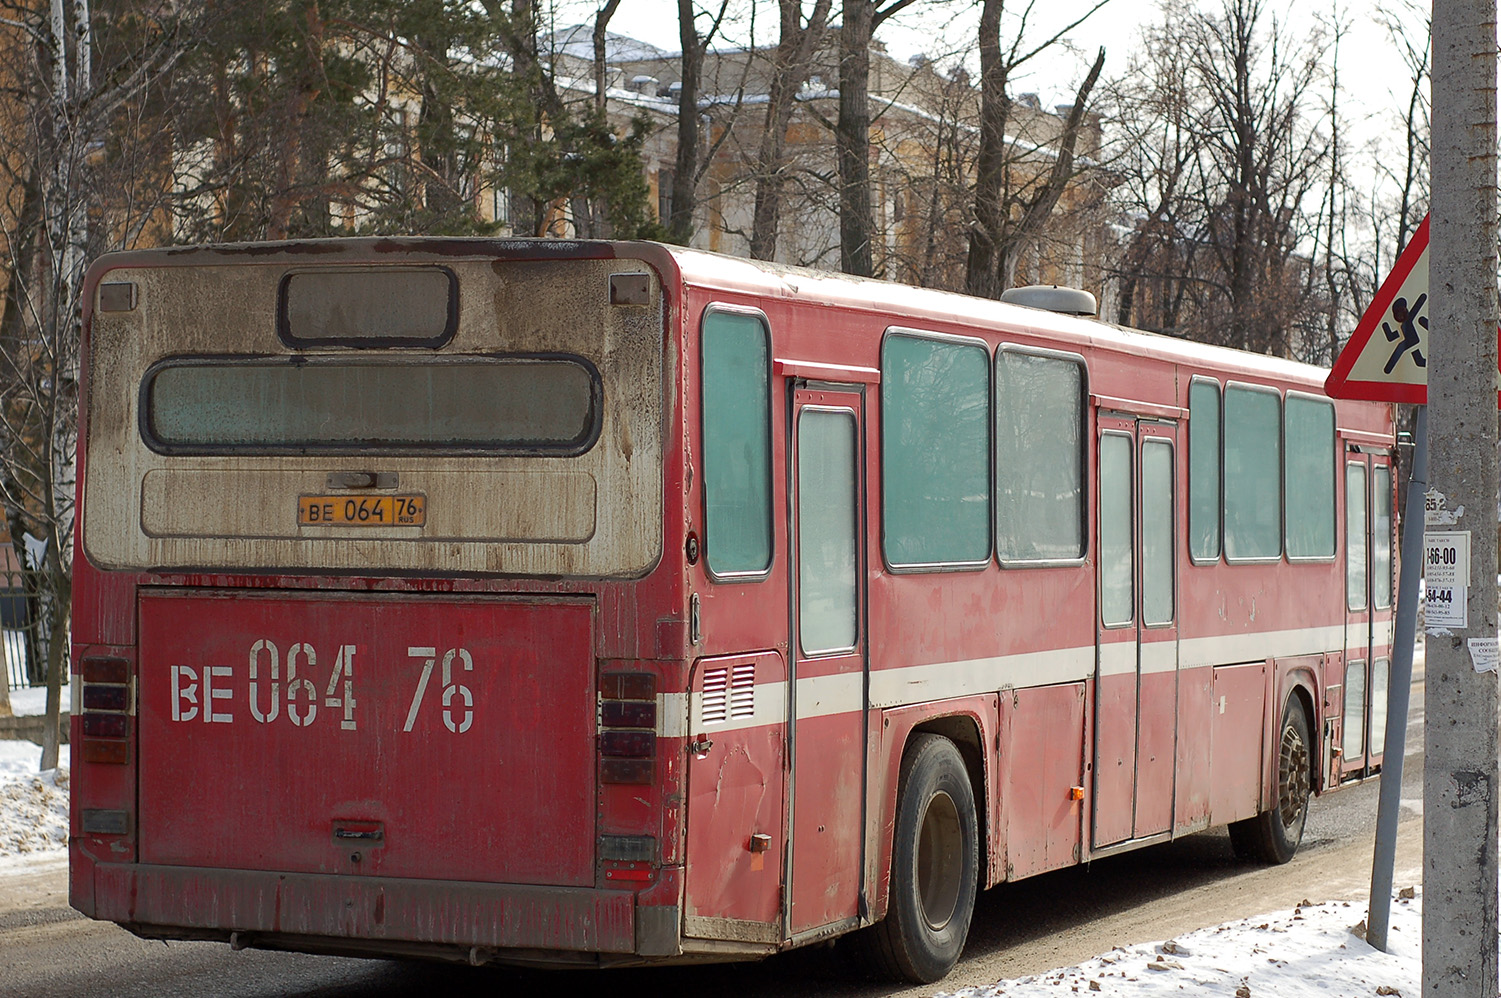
[1278,721,1310,829]
[917,791,962,931]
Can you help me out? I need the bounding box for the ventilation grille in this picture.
[701,662,756,726]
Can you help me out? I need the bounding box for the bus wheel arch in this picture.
[907,714,988,862]
[856,731,980,983]
[1229,694,1312,865]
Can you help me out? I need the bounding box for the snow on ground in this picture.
[7,683,70,716]
[0,739,69,869]
[940,893,1422,998]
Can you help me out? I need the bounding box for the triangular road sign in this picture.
[1326,215,1501,405]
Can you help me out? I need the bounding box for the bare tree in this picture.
[0,0,192,766]
[1100,8,1207,329]
[835,0,918,276]
[879,58,979,290]
[747,0,832,260]
[1376,0,1429,257]
[1189,0,1329,355]
[668,0,732,243]
[964,0,1109,298]
[1103,0,1332,357]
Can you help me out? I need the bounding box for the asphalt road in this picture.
[0,665,1426,998]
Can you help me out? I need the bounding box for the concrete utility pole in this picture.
[1424,3,1499,996]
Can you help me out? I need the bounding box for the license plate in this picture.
[298,495,426,526]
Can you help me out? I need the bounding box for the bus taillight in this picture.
[79,656,131,764]
[599,671,656,784]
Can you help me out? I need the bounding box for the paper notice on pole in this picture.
[1425,530,1471,629]
[1468,637,1500,673]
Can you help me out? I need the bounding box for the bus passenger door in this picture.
[1094,416,1180,848]
[786,386,867,939]
[1340,450,1393,780]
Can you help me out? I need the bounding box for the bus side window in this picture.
[1346,463,1368,610]
[1284,395,1336,560]
[1373,466,1393,609]
[880,331,991,569]
[701,310,774,578]
[1188,379,1221,562]
[1223,384,1282,561]
[995,348,1086,563]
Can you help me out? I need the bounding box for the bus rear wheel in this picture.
[1230,698,1312,864]
[857,733,978,983]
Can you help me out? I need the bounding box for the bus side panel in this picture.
[1210,662,1268,824]
[1174,664,1214,832]
[1000,682,1086,880]
[682,651,786,936]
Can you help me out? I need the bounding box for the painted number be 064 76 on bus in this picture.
[167,640,475,734]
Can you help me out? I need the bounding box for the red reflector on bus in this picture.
[601,700,655,728]
[599,731,654,757]
[82,740,129,765]
[81,657,129,684]
[599,673,656,701]
[82,714,128,738]
[604,867,654,882]
[600,759,653,784]
[83,685,129,712]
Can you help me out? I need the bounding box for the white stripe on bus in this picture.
[660,621,1393,737]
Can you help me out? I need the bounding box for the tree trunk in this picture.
[416,22,461,222]
[668,0,702,243]
[837,3,876,276]
[37,535,69,772]
[748,0,832,261]
[593,0,623,114]
[266,6,327,239]
[964,0,1008,298]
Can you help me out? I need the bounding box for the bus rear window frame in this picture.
[137,352,604,458]
[276,266,459,349]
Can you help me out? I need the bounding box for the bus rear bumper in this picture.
[90,862,644,960]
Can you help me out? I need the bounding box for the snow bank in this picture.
[7,683,70,716]
[0,739,70,868]
[940,894,1421,998]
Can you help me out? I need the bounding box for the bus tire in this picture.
[859,733,978,983]
[1229,698,1312,865]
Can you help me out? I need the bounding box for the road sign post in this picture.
[1327,69,1501,980]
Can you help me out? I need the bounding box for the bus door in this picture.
[1094,415,1180,848]
[786,385,867,940]
[1340,449,1394,780]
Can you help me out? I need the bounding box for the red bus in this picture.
[70,239,1395,983]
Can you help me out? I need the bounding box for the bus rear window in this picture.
[143,358,600,454]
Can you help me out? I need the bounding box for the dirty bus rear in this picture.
[71,241,690,967]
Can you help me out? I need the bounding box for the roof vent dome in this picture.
[1000,284,1097,317]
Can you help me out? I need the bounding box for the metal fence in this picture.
[2,568,54,693]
